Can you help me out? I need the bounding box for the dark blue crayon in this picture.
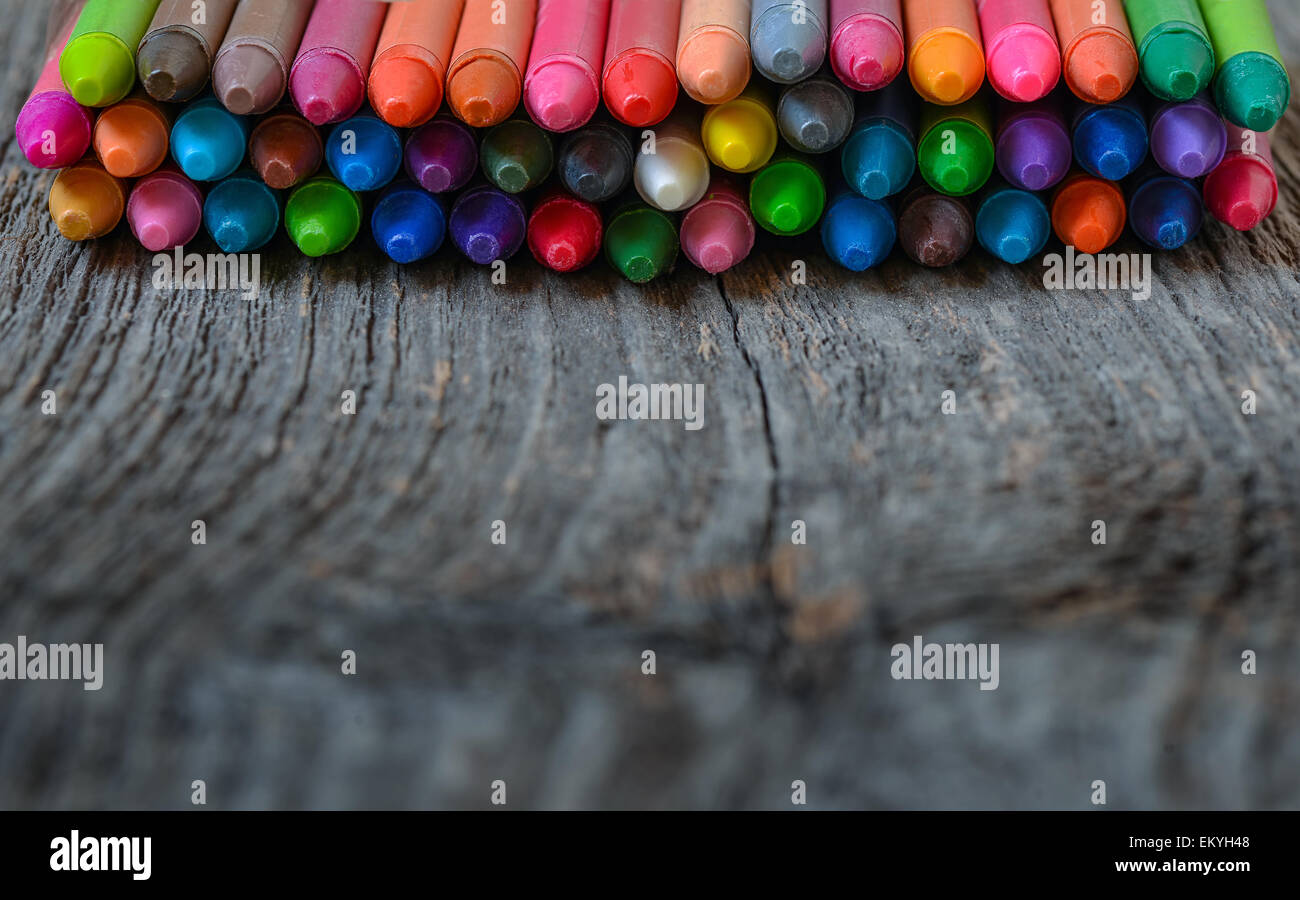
[371,181,447,264]
[1071,93,1148,182]
[820,185,895,271]
[449,183,527,265]
[203,169,282,252]
[1126,164,1201,250]
[171,95,251,182]
[975,178,1051,264]
[839,78,916,201]
[326,113,404,193]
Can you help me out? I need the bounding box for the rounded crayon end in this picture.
[468,234,501,264]
[1074,223,1107,254]
[1168,69,1199,101]
[679,32,750,104]
[102,147,138,179]
[527,63,599,132]
[62,36,135,107]
[987,26,1059,102]
[832,17,903,90]
[938,165,969,195]
[1095,150,1130,182]
[719,142,753,172]
[603,54,678,127]
[545,241,578,272]
[415,163,454,195]
[909,34,983,105]
[1176,151,1205,179]
[575,172,603,198]
[69,76,108,109]
[859,170,891,200]
[1244,99,1285,134]
[297,228,332,258]
[303,97,338,127]
[1215,54,1290,132]
[494,163,530,194]
[144,71,177,102]
[220,85,257,116]
[931,72,965,105]
[697,242,734,274]
[652,184,684,211]
[378,97,417,129]
[851,56,883,89]
[214,221,250,253]
[770,48,805,83]
[798,121,830,152]
[998,235,1031,265]
[1091,73,1122,103]
[56,210,93,242]
[384,233,422,265]
[179,149,217,182]
[262,160,295,191]
[1021,164,1050,192]
[770,202,800,234]
[341,162,375,192]
[625,255,657,283]
[137,222,171,253]
[449,58,521,128]
[1227,201,1263,232]
[1156,221,1186,250]
[1011,71,1044,103]
[371,57,440,128]
[1142,32,1213,100]
[698,69,727,99]
[618,94,654,126]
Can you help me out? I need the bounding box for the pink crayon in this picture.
[681,175,756,274]
[524,0,612,132]
[16,9,94,169]
[976,0,1060,102]
[829,0,905,92]
[290,0,390,125]
[127,166,204,251]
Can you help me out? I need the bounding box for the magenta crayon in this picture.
[527,188,603,271]
[17,6,94,169]
[127,165,204,251]
[1203,125,1277,232]
[290,0,390,125]
[524,0,612,132]
[829,0,905,91]
[681,175,756,274]
[976,0,1061,102]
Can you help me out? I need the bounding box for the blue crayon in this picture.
[326,114,404,193]
[371,181,447,264]
[1072,95,1148,182]
[975,179,1051,264]
[840,79,916,201]
[203,169,282,252]
[820,187,895,271]
[171,95,251,182]
[1126,166,1201,250]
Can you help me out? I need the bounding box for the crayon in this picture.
[170,95,251,182]
[557,119,635,202]
[1202,125,1276,231]
[368,0,467,128]
[372,180,448,264]
[212,0,315,115]
[601,0,681,127]
[750,0,829,84]
[285,175,364,256]
[49,156,127,241]
[93,90,172,178]
[290,0,389,126]
[750,154,826,235]
[405,116,480,194]
[777,68,855,154]
[605,201,679,282]
[127,166,204,251]
[634,108,711,212]
[1050,170,1126,253]
[446,0,539,127]
[820,186,895,270]
[897,186,974,266]
[1050,0,1138,103]
[976,0,1061,102]
[449,184,529,263]
[975,178,1050,263]
[1200,0,1290,132]
[840,78,916,199]
[480,116,555,193]
[917,95,995,196]
[325,113,405,192]
[828,0,905,91]
[250,109,324,190]
[1122,0,1214,101]
[137,0,240,102]
[1148,93,1226,178]
[203,170,282,252]
[680,175,756,273]
[1126,164,1201,249]
[677,0,753,105]
[1072,94,1148,181]
[524,0,612,132]
[701,84,779,173]
[526,189,603,271]
[17,9,95,170]
[60,0,164,107]
[995,93,1072,192]
[903,0,985,106]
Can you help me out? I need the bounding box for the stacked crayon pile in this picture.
[16,0,1291,281]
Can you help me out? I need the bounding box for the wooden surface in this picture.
[0,0,1298,810]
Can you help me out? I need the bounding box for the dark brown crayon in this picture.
[137,0,240,101]
[250,108,324,190]
[897,186,974,267]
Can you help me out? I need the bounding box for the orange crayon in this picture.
[677,0,752,105]
[1049,0,1137,103]
[369,0,467,128]
[903,0,985,105]
[446,0,538,127]
[49,155,127,241]
[93,89,172,178]
[1051,170,1126,254]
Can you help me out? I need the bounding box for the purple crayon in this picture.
[1148,93,1227,180]
[995,93,1072,193]
[16,13,93,169]
[449,184,528,264]
[405,116,479,195]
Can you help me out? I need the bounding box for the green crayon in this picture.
[605,203,679,283]
[1199,0,1291,132]
[480,118,555,194]
[1124,0,1216,100]
[916,96,995,197]
[60,0,164,107]
[285,177,362,257]
[749,155,826,236]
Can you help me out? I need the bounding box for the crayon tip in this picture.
[625,256,657,283]
[103,147,138,179]
[303,97,339,127]
[378,98,416,128]
[1156,221,1186,249]
[1227,201,1261,232]
[221,85,256,116]
[297,227,331,257]
[860,170,891,199]
[798,121,829,151]
[528,64,598,132]
[1168,69,1198,99]
[214,221,249,253]
[1095,151,1128,182]
[770,202,800,233]
[415,163,454,194]
[938,165,969,195]
[620,95,653,124]
[851,56,882,88]
[698,69,727,98]
[180,149,217,182]
[494,163,529,194]
[1021,164,1050,192]
[544,241,578,271]
[69,77,108,108]
[719,142,754,172]
[468,234,501,262]
[1075,221,1107,255]
[931,72,964,104]
[144,71,176,101]
[697,242,734,273]
[384,234,421,265]
[1176,152,1204,178]
[1089,73,1122,104]
[461,97,494,125]
[913,238,948,268]
[536,98,575,132]
[998,235,1030,263]
[1244,99,1284,134]
[1012,71,1043,103]
[770,49,804,83]
[56,211,93,242]
[263,161,295,190]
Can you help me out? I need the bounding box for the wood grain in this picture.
[0,0,1296,809]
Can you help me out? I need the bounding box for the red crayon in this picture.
[525,0,611,132]
[1203,126,1277,232]
[290,0,390,125]
[527,189,603,271]
[602,0,681,127]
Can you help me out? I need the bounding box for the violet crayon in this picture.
[449,183,528,264]
[405,115,479,194]
[1148,92,1227,179]
[995,90,1072,192]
